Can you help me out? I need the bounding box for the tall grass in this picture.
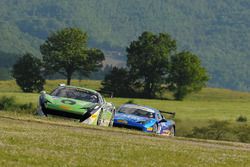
[0,96,34,113]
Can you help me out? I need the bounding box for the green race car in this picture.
[37,84,115,126]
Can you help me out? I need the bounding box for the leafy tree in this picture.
[103,32,208,100]
[77,48,105,77]
[101,67,136,97]
[1,1,250,91]
[12,53,45,92]
[168,51,208,100]
[127,32,176,98]
[40,28,104,85]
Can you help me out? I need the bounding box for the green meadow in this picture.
[0,80,250,166]
[0,115,249,167]
[1,80,250,120]
[0,80,250,135]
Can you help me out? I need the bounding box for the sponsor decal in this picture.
[118,114,148,122]
[147,127,153,131]
[125,105,155,113]
[117,120,128,124]
[163,130,171,136]
[59,105,71,110]
[91,113,98,119]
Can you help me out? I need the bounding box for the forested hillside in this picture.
[0,0,249,91]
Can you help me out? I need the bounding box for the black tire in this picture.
[97,109,103,126]
[79,118,84,123]
[170,126,175,136]
[153,123,158,134]
[108,109,115,127]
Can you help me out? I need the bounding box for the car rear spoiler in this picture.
[160,110,176,117]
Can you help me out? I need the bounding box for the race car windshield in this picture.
[118,107,155,118]
[51,87,99,103]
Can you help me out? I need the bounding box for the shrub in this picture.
[187,120,250,143]
[12,53,45,92]
[187,120,230,140]
[19,102,34,110]
[234,125,250,143]
[0,96,35,113]
[236,115,247,122]
[0,96,16,110]
[126,99,135,104]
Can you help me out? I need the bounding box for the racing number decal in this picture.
[61,99,76,105]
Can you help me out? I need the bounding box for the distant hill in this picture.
[0,0,249,91]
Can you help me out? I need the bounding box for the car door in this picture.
[99,95,113,126]
[155,112,163,133]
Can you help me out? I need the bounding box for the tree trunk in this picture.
[67,74,71,85]
[144,80,153,98]
[66,68,74,85]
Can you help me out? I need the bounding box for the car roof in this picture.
[59,85,99,94]
[120,104,159,113]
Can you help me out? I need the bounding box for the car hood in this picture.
[45,94,95,109]
[114,113,151,123]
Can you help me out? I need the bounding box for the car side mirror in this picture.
[40,91,46,95]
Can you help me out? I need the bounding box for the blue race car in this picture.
[113,104,176,136]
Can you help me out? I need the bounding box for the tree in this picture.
[168,51,209,100]
[40,28,104,85]
[101,67,136,97]
[12,53,45,92]
[126,31,176,98]
[77,48,105,77]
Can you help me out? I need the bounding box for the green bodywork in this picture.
[41,85,114,126]
[44,94,93,115]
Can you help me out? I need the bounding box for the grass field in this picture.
[0,114,250,167]
[0,80,102,93]
[0,80,250,166]
[1,80,249,134]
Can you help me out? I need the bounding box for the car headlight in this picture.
[94,105,100,110]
